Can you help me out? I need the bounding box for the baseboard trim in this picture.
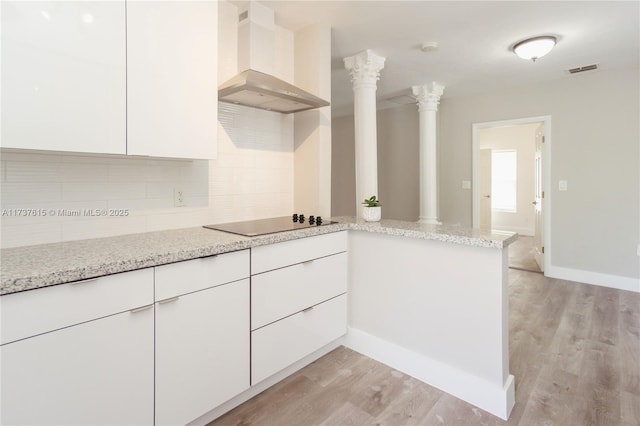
[344,327,515,420]
[546,265,639,293]
[492,225,534,236]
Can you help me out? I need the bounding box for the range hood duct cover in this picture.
[218,69,330,114]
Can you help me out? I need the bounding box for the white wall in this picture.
[479,123,537,236]
[293,23,332,218]
[440,67,639,283]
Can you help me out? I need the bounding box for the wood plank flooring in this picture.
[210,270,640,426]
[508,236,541,273]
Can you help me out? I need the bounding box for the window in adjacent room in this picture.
[491,150,517,212]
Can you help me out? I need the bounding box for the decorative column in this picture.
[412,83,445,224]
[344,50,385,218]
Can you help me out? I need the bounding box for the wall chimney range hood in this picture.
[218,2,329,114]
[218,70,329,114]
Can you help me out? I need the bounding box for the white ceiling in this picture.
[236,1,640,116]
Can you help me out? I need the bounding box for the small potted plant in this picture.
[361,195,382,222]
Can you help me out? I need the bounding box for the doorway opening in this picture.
[472,116,551,274]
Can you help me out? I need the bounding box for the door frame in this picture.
[471,115,551,273]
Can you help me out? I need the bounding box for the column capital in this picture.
[344,49,386,89]
[412,82,445,111]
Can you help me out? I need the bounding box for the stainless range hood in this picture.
[218,69,330,114]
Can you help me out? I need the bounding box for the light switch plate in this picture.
[462,180,471,189]
[558,180,568,191]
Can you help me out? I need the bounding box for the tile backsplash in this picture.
[1,103,294,248]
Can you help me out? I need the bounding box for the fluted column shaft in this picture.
[412,83,445,224]
[344,50,385,218]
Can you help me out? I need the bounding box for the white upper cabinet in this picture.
[1,1,127,154]
[126,1,218,159]
[1,0,218,159]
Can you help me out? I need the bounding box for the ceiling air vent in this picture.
[567,64,599,74]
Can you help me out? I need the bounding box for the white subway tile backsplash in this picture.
[62,182,147,202]
[107,164,151,183]
[2,101,295,248]
[59,163,109,182]
[61,215,148,242]
[1,222,62,248]
[5,161,61,182]
[0,151,212,248]
[107,197,174,211]
[1,182,63,204]
[184,196,209,208]
[144,182,173,199]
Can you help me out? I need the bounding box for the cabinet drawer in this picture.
[1,268,153,345]
[251,231,347,274]
[252,252,347,330]
[251,294,347,385]
[155,249,249,300]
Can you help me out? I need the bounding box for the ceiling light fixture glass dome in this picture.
[513,36,557,62]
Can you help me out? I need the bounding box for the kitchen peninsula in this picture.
[0,218,517,424]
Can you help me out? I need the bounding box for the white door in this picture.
[479,149,492,229]
[533,124,545,271]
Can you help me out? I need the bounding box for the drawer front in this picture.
[251,252,347,330]
[251,231,347,274]
[1,268,153,345]
[155,249,249,300]
[251,294,347,385]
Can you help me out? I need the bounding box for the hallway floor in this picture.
[509,236,541,273]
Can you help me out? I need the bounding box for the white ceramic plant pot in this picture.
[362,206,381,222]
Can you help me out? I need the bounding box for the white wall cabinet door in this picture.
[127,0,218,159]
[155,279,250,425]
[0,307,154,425]
[1,1,126,154]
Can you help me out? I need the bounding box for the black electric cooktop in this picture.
[203,215,336,237]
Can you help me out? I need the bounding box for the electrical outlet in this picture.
[174,188,185,207]
[558,180,568,191]
[637,243,640,257]
[462,180,471,190]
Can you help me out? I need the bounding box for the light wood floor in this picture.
[211,270,640,426]
[509,236,541,273]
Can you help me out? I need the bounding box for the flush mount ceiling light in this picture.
[513,36,557,62]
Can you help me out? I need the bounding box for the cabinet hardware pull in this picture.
[302,259,314,265]
[158,296,180,305]
[302,306,314,313]
[200,255,217,260]
[130,304,153,314]
[71,277,99,286]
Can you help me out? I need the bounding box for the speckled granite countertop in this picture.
[1,218,516,295]
[333,217,517,249]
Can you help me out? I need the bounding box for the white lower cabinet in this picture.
[0,305,154,425]
[154,251,250,425]
[0,235,349,424]
[250,232,348,386]
[252,294,347,385]
[0,268,155,426]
